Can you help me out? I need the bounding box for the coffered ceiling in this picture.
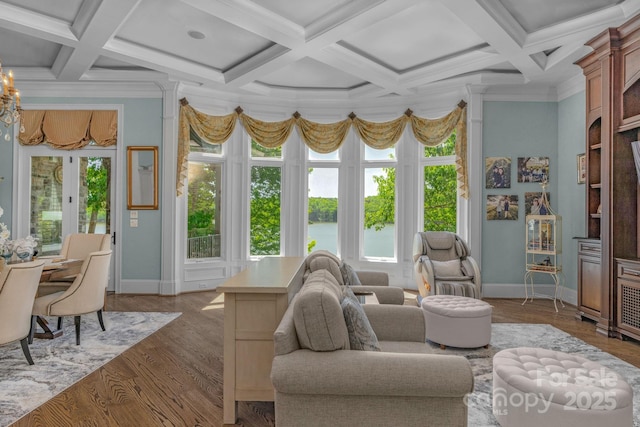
[0,0,638,101]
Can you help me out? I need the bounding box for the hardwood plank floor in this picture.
[11,292,640,426]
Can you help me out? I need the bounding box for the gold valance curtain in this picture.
[177,98,468,199]
[18,110,118,150]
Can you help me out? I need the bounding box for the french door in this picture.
[16,145,117,290]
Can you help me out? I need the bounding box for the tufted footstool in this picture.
[492,347,633,427]
[420,295,492,349]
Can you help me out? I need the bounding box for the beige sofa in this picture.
[304,250,405,305]
[271,268,475,427]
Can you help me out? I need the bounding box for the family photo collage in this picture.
[485,156,551,221]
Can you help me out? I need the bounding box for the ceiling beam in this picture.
[222,0,420,89]
[0,2,77,46]
[102,38,225,85]
[438,0,545,80]
[54,0,143,81]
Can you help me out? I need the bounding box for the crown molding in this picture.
[16,81,163,98]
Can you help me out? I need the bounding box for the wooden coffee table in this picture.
[353,290,379,304]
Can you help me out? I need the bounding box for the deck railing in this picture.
[187,234,220,259]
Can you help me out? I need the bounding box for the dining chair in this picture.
[38,233,111,295]
[31,250,112,346]
[0,260,45,365]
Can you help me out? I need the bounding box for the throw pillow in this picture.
[340,297,381,351]
[342,285,359,303]
[339,261,362,287]
[431,259,464,278]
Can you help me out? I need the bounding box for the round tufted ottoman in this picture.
[420,295,492,349]
[492,347,633,427]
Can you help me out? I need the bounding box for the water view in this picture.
[308,222,395,258]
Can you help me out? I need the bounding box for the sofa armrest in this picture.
[355,270,388,286]
[363,305,425,342]
[355,285,404,305]
[271,349,473,397]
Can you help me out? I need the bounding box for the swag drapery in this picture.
[177,98,468,199]
[18,110,118,150]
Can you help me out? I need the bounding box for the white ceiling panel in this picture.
[0,27,61,67]
[92,55,149,70]
[341,2,486,72]
[499,0,622,32]
[259,0,352,27]
[116,0,274,71]
[2,0,83,23]
[258,57,365,89]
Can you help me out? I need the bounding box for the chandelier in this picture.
[0,59,22,142]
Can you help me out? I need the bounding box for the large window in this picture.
[187,161,222,259]
[307,148,339,254]
[362,145,396,259]
[422,133,457,231]
[250,140,282,256]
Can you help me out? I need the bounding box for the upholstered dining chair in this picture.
[38,233,111,295]
[31,250,112,346]
[0,260,45,365]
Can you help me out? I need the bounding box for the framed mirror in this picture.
[127,146,158,210]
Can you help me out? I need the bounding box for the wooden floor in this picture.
[12,292,640,427]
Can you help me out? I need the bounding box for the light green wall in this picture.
[482,101,559,286]
[557,92,587,291]
[0,97,163,281]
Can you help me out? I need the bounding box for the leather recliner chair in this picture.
[412,231,481,300]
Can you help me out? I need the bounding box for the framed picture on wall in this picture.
[525,192,551,215]
[577,153,586,184]
[517,157,549,183]
[487,194,518,220]
[485,157,511,189]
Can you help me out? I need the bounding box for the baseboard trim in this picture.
[483,282,577,306]
[119,279,161,294]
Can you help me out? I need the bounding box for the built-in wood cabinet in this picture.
[616,258,640,341]
[576,16,640,338]
[577,239,601,319]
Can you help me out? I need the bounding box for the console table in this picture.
[217,256,305,425]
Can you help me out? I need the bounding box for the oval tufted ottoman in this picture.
[492,347,633,427]
[420,295,492,349]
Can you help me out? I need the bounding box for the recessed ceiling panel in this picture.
[0,27,61,67]
[2,0,82,23]
[499,0,622,32]
[258,0,351,27]
[342,2,485,72]
[258,57,365,89]
[92,55,151,70]
[117,0,274,70]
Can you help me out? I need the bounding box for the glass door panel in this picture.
[78,156,112,235]
[30,156,64,256]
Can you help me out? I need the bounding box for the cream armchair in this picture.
[413,231,481,299]
[38,233,111,295]
[0,260,45,364]
[31,250,112,345]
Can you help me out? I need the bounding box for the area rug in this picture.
[431,323,640,426]
[0,311,181,427]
